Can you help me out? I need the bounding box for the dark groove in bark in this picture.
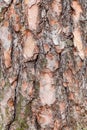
[64,87,71,127]
[35,117,41,130]
[5,64,21,130]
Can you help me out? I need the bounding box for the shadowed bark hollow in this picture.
[0,0,87,130]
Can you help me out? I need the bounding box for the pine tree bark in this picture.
[0,0,87,130]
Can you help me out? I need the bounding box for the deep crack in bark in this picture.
[5,65,21,130]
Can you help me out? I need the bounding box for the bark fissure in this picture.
[6,64,21,130]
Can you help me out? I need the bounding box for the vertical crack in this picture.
[64,87,70,126]
[5,64,21,130]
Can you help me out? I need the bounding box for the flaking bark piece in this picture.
[23,31,39,61]
[39,69,56,106]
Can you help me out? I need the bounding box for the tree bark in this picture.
[0,0,87,130]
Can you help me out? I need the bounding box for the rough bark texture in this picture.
[0,0,87,130]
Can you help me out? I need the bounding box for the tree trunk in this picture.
[0,0,87,130]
